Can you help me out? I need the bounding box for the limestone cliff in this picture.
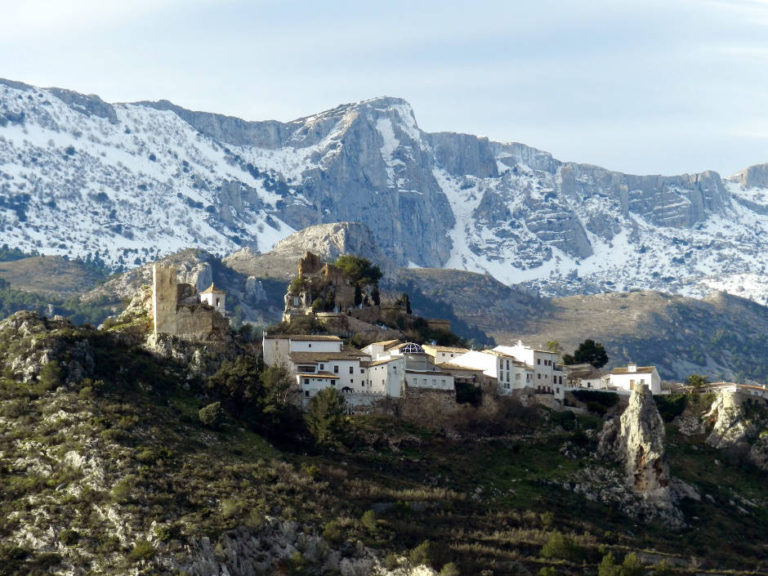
[597,387,683,525]
[599,387,671,500]
[704,391,755,450]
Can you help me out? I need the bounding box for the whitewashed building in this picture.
[494,342,566,395]
[608,363,662,394]
[366,356,406,397]
[262,333,343,367]
[422,344,470,365]
[449,349,533,395]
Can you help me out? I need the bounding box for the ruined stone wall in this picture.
[400,386,459,427]
[174,305,230,342]
[323,264,356,309]
[152,265,178,335]
[298,252,323,276]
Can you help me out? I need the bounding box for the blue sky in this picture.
[2,0,768,176]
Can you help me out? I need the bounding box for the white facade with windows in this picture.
[494,342,565,393]
[609,363,661,394]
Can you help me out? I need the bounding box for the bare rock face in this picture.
[704,391,754,450]
[599,387,671,499]
[225,221,395,280]
[597,387,683,526]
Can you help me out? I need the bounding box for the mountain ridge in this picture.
[2,78,768,304]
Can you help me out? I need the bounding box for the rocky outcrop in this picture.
[704,391,754,450]
[731,163,768,189]
[226,222,394,280]
[599,387,671,499]
[0,311,95,384]
[598,387,682,526]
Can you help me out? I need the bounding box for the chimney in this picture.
[628,362,637,373]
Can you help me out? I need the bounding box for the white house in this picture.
[494,342,566,394]
[289,350,371,396]
[449,349,533,395]
[422,344,470,365]
[608,363,661,394]
[366,356,406,397]
[262,333,343,367]
[361,339,403,360]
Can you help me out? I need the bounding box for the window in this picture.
[319,363,324,370]
[334,366,339,374]
[537,373,541,379]
[360,368,365,373]
[350,379,354,384]
[303,378,309,385]
[537,359,541,365]
[349,366,354,374]
[308,343,312,348]
[305,391,309,397]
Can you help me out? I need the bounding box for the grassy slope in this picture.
[0,256,106,296]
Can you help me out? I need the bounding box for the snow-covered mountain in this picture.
[2,78,768,304]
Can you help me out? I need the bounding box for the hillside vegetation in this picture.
[3,311,768,574]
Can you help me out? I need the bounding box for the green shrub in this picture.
[34,360,63,394]
[655,394,687,422]
[198,402,224,428]
[409,540,432,567]
[127,539,154,563]
[59,529,80,546]
[110,475,136,503]
[598,552,620,576]
[305,388,347,447]
[440,562,461,576]
[540,531,583,562]
[361,509,378,532]
[621,552,644,576]
[322,520,344,544]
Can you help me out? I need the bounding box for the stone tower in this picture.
[152,264,178,335]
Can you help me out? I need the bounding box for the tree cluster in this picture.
[563,338,609,368]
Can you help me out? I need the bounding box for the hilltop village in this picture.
[149,251,678,413]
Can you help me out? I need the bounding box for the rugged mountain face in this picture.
[225,221,394,280]
[3,78,768,304]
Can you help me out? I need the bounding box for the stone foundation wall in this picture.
[400,386,460,427]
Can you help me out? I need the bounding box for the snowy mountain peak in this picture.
[2,79,768,305]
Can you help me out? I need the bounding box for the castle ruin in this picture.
[152,264,230,341]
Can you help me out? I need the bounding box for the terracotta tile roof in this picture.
[264,334,342,341]
[610,366,656,375]
[365,339,401,349]
[423,345,471,354]
[289,350,369,363]
[368,357,403,367]
[201,282,226,294]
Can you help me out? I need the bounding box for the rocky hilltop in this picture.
[2,79,768,303]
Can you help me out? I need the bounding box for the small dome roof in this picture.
[399,342,424,355]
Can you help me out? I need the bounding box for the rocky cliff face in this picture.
[598,387,682,526]
[4,78,768,304]
[225,222,394,280]
[599,388,671,500]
